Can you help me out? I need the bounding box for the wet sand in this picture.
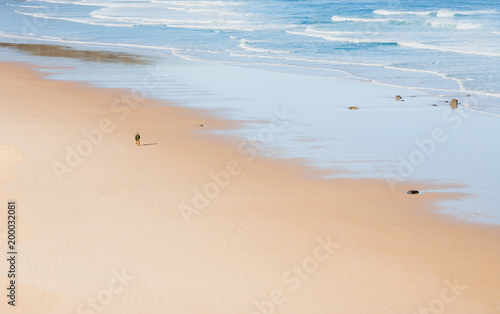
[0,62,499,313]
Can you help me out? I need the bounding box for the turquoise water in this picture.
[1,0,499,223]
[1,0,500,107]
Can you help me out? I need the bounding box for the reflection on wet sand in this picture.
[0,42,152,64]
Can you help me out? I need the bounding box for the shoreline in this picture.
[2,37,498,114]
[1,61,500,313]
[2,43,499,221]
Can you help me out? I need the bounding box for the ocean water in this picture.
[1,0,499,223]
[1,0,500,108]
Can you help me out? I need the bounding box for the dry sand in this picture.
[0,62,499,313]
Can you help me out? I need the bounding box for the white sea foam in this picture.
[456,23,483,30]
[15,0,287,32]
[14,10,135,27]
[226,52,500,108]
[227,51,386,68]
[383,65,464,88]
[0,31,178,53]
[436,9,497,17]
[291,27,365,36]
[7,4,48,9]
[399,42,500,57]
[150,0,246,7]
[374,8,497,17]
[426,20,482,30]
[373,10,433,16]
[224,52,471,95]
[41,35,64,40]
[331,16,405,23]
[287,29,395,44]
[85,1,289,32]
[24,0,262,31]
[436,10,457,18]
[239,39,290,54]
[96,15,248,29]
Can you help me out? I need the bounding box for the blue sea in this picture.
[1,0,500,103]
[1,0,499,223]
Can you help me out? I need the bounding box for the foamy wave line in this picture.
[0,31,177,52]
[41,35,64,40]
[14,10,135,27]
[392,69,500,100]
[426,20,482,30]
[89,10,286,32]
[226,52,479,97]
[373,10,432,16]
[171,49,204,62]
[16,8,273,32]
[150,0,247,7]
[7,4,48,9]
[384,66,464,87]
[90,1,244,16]
[168,42,500,117]
[0,31,227,62]
[156,22,267,32]
[226,52,390,84]
[239,39,290,54]
[226,51,500,100]
[32,0,248,8]
[331,16,405,23]
[399,42,500,57]
[286,30,396,44]
[455,23,482,30]
[436,9,497,17]
[289,27,366,36]
[228,51,386,68]
[374,9,497,17]
[17,0,101,6]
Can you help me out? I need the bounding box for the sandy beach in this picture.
[0,61,499,313]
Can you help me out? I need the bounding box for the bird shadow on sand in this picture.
[141,143,158,146]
